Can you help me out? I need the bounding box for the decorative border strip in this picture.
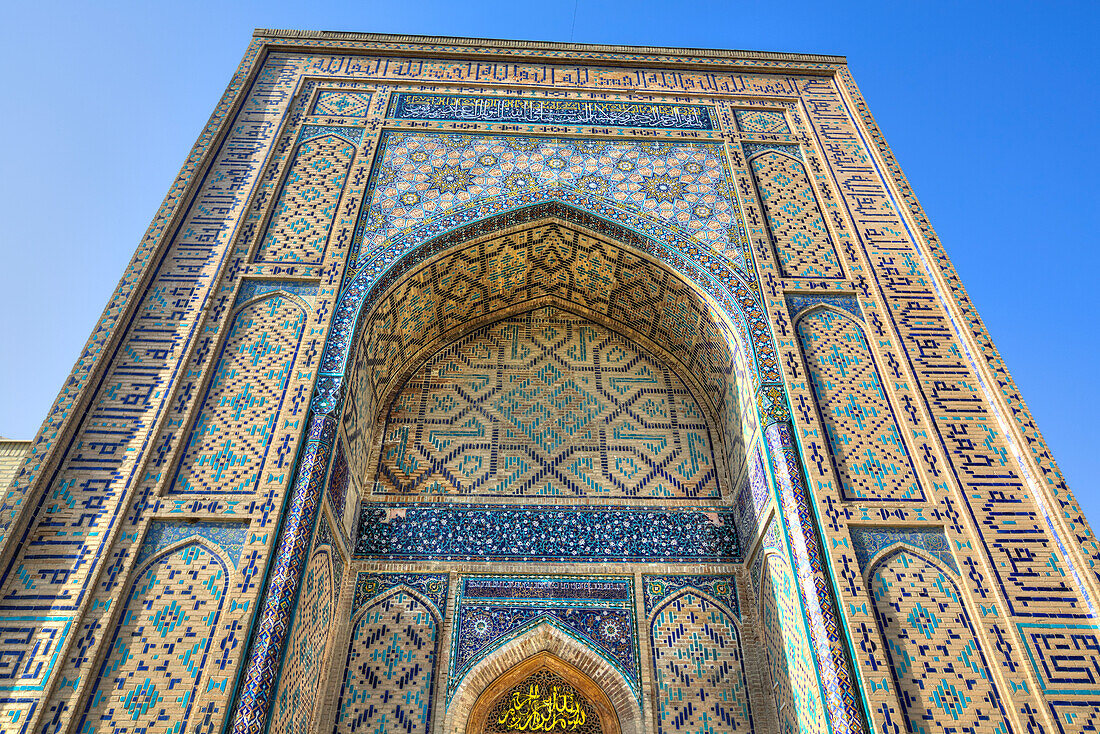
[389,93,714,129]
[355,504,740,561]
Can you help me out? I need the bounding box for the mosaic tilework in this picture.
[642,575,739,618]
[651,591,753,734]
[354,132,739,263]
[389,93,714,129]
[313,91,373,117]
[748,150,843,279]
[352,573,449,617]
[76,542,229,734]
[255,134,356,264]
[735,109,790,134]
[798,309,922,501]
[760,554,828,734]
[786,293,861,323]
[337,217,755,499]
[270,541,339,734]
[376,306,720,498]
[0,50,296,734]
[135,520,247,569]
[356,504,739,561]
[760,559,800,734]
[870,549,1011,734]
[171,293,307,494]
[800,75,1097,622]
[328,441,349,515]
[334,589,439,734]
[450,576,638,698]
[733,445,771,545]
[850,527,957,573]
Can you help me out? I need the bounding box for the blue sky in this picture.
[1,1,1097,522]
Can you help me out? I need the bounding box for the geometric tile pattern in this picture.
[354,132,739,264]
[450,576,638,698]
[389,93,714,130]
[759,554,828,734]
[798,309,923,501]
[760,563,799,734]
[340,220,749,493]
[869,550,1011,734]
[735,109,790,134]
[650,591,753,734]
[334,589,439,734]
[850,527,957,573]
[256,134,356,264]
[313,91,373,117]
[135,520,248,569]
[170,293,307,494]
[254,133,354,265]
[352,573,449,617]
[355,504,740,562]
[270,544,339,734]
[642,574,740,618]
[76,542,229,734]
[376,306,720,498]
[749,150,843,279]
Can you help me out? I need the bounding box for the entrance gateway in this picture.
[0,30,1096,734]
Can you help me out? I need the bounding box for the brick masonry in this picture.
[0,30,1095,734]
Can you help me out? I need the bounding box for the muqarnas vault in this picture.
[0,29,1097,734]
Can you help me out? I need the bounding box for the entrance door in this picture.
[467,653,621,734]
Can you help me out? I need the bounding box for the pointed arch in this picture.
[76,539,230,734]
[170,290,308,495]
[650,588,754,734]
[254,132,358,265]
[467,651,621,734]
[332,585,442,734]
[795,305,923,502]
[333,202,767,504]
[446,622,641,734]
[867,547,1013,734]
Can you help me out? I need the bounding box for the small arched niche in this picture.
[466,652,621,734]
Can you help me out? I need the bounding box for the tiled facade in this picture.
[0,29,1095,734]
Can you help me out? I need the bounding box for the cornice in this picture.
[252,29,846,69]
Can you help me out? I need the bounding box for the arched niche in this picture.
[338,207,764,505]
[446,624,641,734]
[464,652,623,734]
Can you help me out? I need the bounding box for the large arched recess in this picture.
[228,193,866,734]
[337,208,761,497]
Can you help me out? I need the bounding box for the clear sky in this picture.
[1,1,1097,523]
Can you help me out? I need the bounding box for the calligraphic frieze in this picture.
[389,92,714,129]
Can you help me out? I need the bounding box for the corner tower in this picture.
[0,30,1096,734]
